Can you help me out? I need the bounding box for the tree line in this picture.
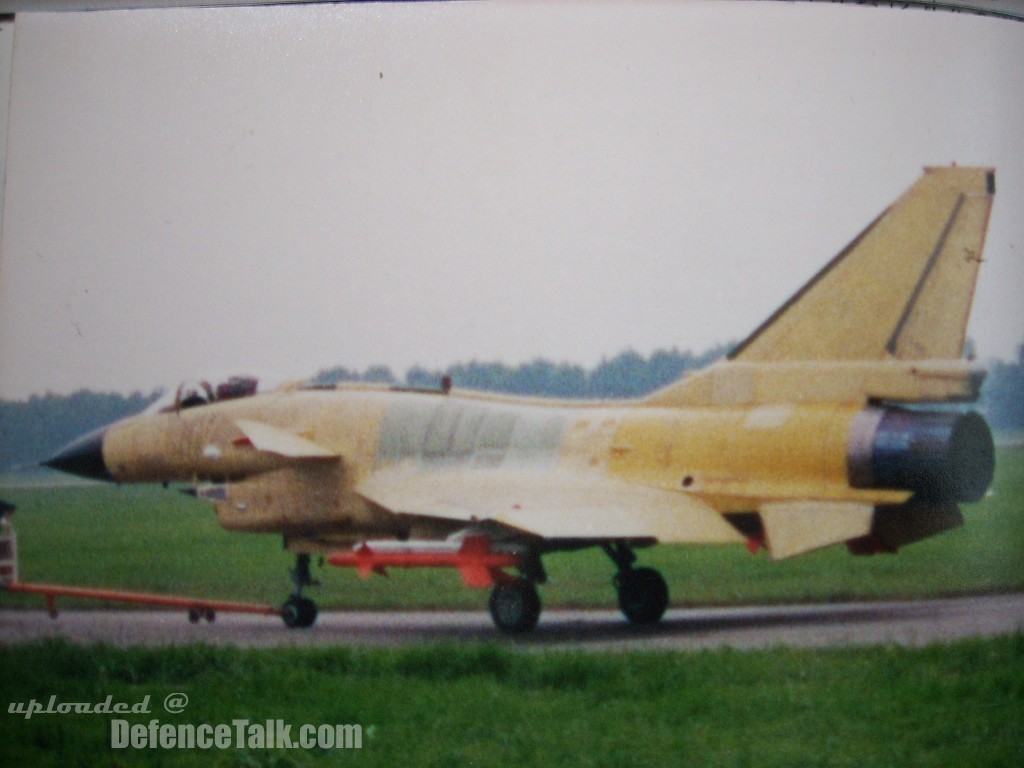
[2,343,1023,472]
[1,390,158,472]
[309,344,731,401]
[981,351,1024,435]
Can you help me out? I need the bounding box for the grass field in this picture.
[1,636,1023,768]
[1,446,1022,613]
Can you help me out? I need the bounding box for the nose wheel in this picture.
[281,553,319,629]
[282,594,318,629]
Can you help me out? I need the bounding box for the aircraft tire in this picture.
[616,567,669,625]
[281,595,318,629]
[488,579,541,633]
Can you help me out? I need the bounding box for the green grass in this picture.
[1,637,1022,768]
[2,446,1022,612]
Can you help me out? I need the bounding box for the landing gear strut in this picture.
[281,553,319,629]
[604,541,669,626]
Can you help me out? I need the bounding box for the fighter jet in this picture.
[45,166,997,632]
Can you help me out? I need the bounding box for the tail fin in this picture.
[730,166,995,363]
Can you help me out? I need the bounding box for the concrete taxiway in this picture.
[2,593,1023,650]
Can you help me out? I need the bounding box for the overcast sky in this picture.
[0,1,1021,399]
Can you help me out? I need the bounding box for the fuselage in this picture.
[52,379,993,542]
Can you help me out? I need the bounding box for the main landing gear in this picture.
[488,550,545,633]
[485,542,669,633]
[488,578,542,634]
[604,541,669,626]
[281,553,319,629]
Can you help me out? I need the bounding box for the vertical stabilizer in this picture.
[730,167,995,362]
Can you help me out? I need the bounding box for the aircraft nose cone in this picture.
[43,427,114,482]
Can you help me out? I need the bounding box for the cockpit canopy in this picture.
[147,375,262,414]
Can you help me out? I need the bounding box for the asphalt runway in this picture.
[2,593,1023,650]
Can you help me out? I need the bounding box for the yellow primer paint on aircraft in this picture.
[45,167,998,632]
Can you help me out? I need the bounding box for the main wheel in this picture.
[281,595,318,629]
[615,567,669,625]
[488,579,541,633]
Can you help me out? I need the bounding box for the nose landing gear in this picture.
[281,553,319,629]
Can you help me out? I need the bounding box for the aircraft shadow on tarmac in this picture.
[296,602,936,647]
[504,604,928,645]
